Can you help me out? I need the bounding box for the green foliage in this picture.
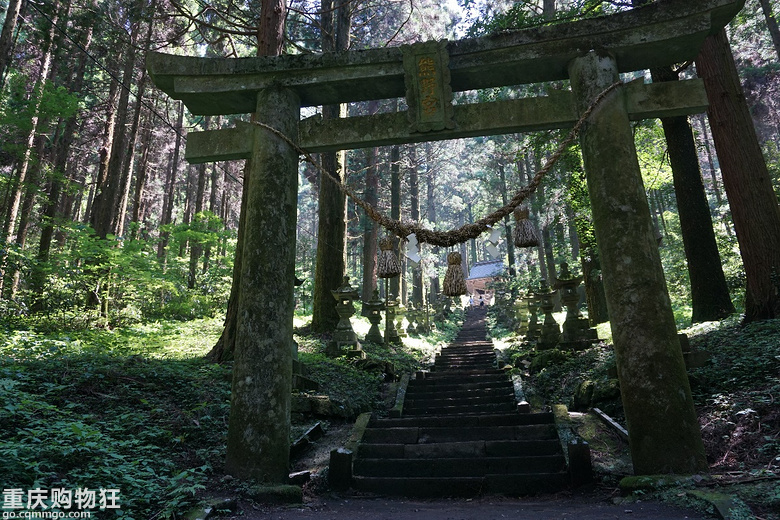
[464,0,614,37]
[0,319,229,518]
[299,352,383,415]
[4,218,234,327]
[520,345,616,411]
[688,318,780,401]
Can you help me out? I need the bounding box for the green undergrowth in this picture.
[1,311,457,518]
[0,318,230,518]
[488,311,780,518]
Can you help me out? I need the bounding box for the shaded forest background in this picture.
[1,0,780,517]
[0,0,778,329]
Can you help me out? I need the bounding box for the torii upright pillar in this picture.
[224,88,300,482]
[569,51,707,474]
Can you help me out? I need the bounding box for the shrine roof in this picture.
[467,260,505,280]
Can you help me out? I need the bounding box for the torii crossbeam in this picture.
[147,0,743,483]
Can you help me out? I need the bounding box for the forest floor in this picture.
[209,315,780,520]
[1,312,778,519]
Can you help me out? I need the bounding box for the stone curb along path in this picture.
[350,307,577,496]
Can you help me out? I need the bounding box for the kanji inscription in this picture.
[402,41,454,132]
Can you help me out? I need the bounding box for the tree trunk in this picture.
[189,117,210,289]
[34,4,95,302]
[0,0,23,85]
[693,114,724,209]
[497,162,516,275]
[92,67,121,236]
[566,205,579,261]
[130,99,157,235]
[468,203,477,266]
[114,70,150,238]
[409,146,423,306]
[209,0,288,360]
[696,29,780,321]
[310,0,350,332]
[567,158,609,326]
[758,0,780,60]
[361,145,379,304]
[90,36,137,239]
[207,162,248,363]
[426,144,440,303]
[157,103,184,259]
[0,0,59,296]
[389,142,402,300]
[651,66,735,323]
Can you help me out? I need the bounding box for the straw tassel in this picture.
[513,205,540,248]
[377,236,402,278]
[443,251,467,296]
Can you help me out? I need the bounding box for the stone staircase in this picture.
[351,307,572,496]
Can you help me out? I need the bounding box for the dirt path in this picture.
[236,494,711,519]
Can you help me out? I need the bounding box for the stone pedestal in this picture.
[555,262,599,349]
[363,289,385,344]
[385,297,402,346]
[406,304,418,335]
[515,296,529,335]
[535,279,561,350]
[395,299,407,339]
[327,276,364,358]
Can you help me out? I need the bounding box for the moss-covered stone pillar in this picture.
[225,87,300,482]
[568,51,707,475]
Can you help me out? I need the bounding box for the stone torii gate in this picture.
[147,0,744,483]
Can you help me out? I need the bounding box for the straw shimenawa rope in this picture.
[255,81,622,247]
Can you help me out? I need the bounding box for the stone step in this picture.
[433,362,496,371]
[406,380,513,393]
[437,350,495,358]
[353,455,566,478]
[352,472,570,497]
[372,412,554,429]
[419,374,509,384]
[445,340,493,347]
[424,368,507,377]
[357,438,564,459]
[362,424,558,444]
[405,387,514,400]
[403,402,517,415]
[350,306,572,498]
[436,354,496,363]
[405,394,514,410]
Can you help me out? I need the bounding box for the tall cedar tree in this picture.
[0,0,23,84]
[696,29,780,321]
[311,0,351,332]
[758,0,780,59]
[208,0,287,362]
[361,102,380,305]
[0,0,60,297]
[650,66,735,322]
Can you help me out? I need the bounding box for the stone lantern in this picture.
[363,289,385,344]
[513,292,528,335]
[554,262,599,348]
[535,278,561,349]
[405,303,418,335]
[384,296,402,345]
[395,299,408,338]
[327,276,364,358]
[524,287,541,341]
